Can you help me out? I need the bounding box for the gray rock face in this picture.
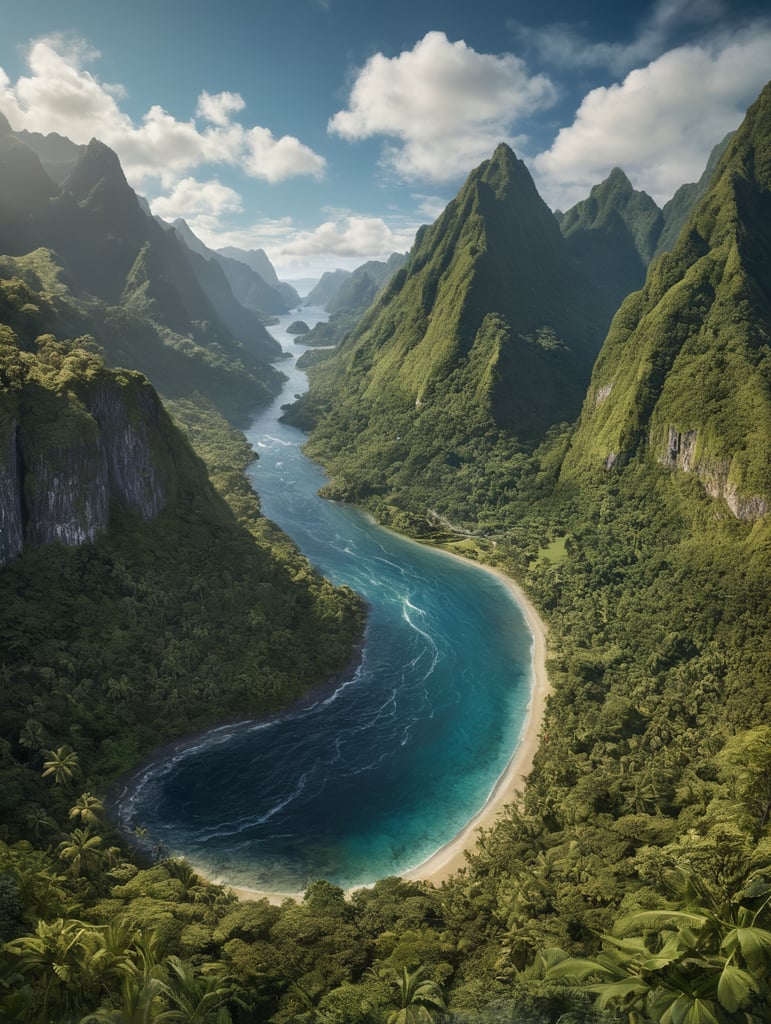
[658,425,768,521]
[88,380,167,521]
[0,372,171,566]
[0,414,23,563]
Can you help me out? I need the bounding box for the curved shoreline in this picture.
[230,552,549,905]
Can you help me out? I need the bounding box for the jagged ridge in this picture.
[561,82,771,519]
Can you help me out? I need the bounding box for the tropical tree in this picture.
[25,805,58,840]
[384,966,446,1024]
[543,872,771,1022]
[41,745,81,787]
[69,792,105,829]
[5,917,94,1021]
[57,828,105,880]
[162,956,238,1023]
[80,973,176,1024]
[18,719,46,765]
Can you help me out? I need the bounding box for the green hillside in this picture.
[562,83,771,517]
[559,167,663,327]
[0,120,284,423]
[289,144,608,523]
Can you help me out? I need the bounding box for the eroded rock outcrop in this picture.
[0,367,174,565]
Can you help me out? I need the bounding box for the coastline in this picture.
[403,553,549,884]
[231,552,549,905]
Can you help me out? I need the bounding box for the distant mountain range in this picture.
[0,114,298,422]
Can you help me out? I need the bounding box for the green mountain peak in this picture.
[561,80,771,519]
[288,142,609,508]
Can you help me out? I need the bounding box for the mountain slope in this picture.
[654,132,735,259]
[559,167,663,326]
[291,144,608,514]
[0,122,283,421]
[303,268,351,307]
[173,218,295,316]
[561,82,771,518]
[217,243,300,309]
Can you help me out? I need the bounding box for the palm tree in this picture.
[385,966,446,1024]
[25,804,58,839]
[285,979,331,1023]
[69,792,105,829]
[57,828,105,880]
[544,871,771,1023]
[162,956,239,1023]
[5,917,92,1021]
[41,744,81,787]
[80,973,177,1024]
[18,718,46,765]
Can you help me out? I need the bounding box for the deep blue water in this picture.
[117,310,534,892]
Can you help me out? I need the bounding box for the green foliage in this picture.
[544,871,771,1022]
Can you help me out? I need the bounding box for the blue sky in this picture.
[0,0,768,281]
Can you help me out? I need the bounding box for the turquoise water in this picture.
[118,310,533,892]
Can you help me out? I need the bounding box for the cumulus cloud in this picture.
[196,90,246,126]
[150,177,242,219]
[244,127,326,182]
[532,27,771,210]
[150,177,247,241]
[329,31,556,182]
[281,214,416,258]
[0,37,326,188]
[191,211,417,278]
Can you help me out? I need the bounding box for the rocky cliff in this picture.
[0,345,185,565]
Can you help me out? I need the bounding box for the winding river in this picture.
[118,309,534,893]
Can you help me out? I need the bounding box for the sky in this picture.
[0,0,769,283]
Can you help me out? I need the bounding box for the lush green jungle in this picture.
[1,76,770,1024]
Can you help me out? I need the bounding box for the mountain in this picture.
[290,143,610,510]
[654,131,735,259]
[326,253,408,315]
[558,167,663,327]
[13,126,83,185]
[173,219,296,316]
[299,253,408,348]
[304,267,351,307]
[217,243,301,308]
[561,82,771,519]
[0,338,194,566]
[0,121,283,420]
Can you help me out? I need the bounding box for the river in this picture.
[117,309,534,893]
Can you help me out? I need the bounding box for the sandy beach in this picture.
[231,554,549,905]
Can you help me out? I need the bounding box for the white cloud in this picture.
[150,177,243,218]
[245,127,326,182]
[532,28,771,210]
[203,211,417,278]
[0,37,326,188]
[0,38,132,138]
[150,177,246,242]
[196,90,246,126]
[281,214,416,258]
[411,193,450,221]
[329,30,556,182]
